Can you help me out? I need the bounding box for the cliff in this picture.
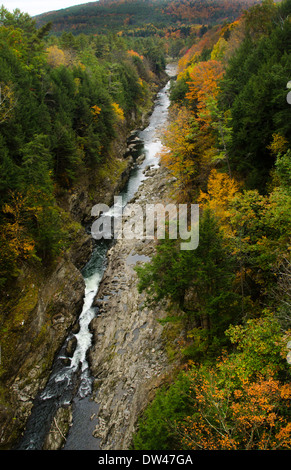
[0,101,159,450]
[88,164,175,449]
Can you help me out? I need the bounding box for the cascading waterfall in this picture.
[39,245,108,404]
[16,66,176,450]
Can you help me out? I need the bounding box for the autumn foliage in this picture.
[0,6,164,288]
[134,0,291,452]
[35,0,258,36]
[180,369,291,450]
[127,49,144,60]
[186,60,224,118]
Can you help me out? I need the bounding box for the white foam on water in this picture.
[70,270,103,373]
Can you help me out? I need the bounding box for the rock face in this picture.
[0,128,140,450]
[43,406,73,451]
[0,74,173,449]
[87,164,175,449]
[0,253,88,449]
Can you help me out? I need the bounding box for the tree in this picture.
[136,208,240,355]
[20,134,53,194]
[0,192,36,286]
[32,201,69,263]
[46,45,69,68]
[274,149,291,193]
[160,105,201,201]
[134,314,291,451]
[0,82,16,123]
[0,6,36,32]
[179,365,291,450]
[204,96,233,176]
[218,8,291,189]
[186,60,225,121]
[133,372,193,450]
[198,169,239,232]
[50,119,82,187]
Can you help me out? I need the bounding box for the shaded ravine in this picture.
[16,64,176,450]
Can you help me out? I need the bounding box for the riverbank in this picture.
[48,72,180,451]
[0,70,171,450]
[2,65,177,450]
[88,164,178,450]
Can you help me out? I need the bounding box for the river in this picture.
[16,63,176,450]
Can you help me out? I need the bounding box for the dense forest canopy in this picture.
[133,0,291,450]
[35,0,260,35]
[0,4,168,288]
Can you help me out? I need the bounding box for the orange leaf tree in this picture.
[178,314,291,450]
[186,60,225,125]
[180,368,291,450]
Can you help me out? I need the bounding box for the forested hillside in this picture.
[0,6,168,441]
[133,0,291,450]
[0,5,168,288]
[35,0,259,35]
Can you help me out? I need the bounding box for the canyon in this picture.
[8,64,178,450]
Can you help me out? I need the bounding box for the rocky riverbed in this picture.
[42,164,179,451]
[86,163,177,450]
[9,65,178,450]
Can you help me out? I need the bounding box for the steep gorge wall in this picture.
[87,164,179,450]
[0,91,164,449]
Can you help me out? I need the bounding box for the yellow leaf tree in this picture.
[198,169,240,234]
[112,102,125,121]
[160,105,202,201]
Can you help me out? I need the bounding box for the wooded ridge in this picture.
[35,0,259,35]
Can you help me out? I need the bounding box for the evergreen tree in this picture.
[136,209,240,355]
